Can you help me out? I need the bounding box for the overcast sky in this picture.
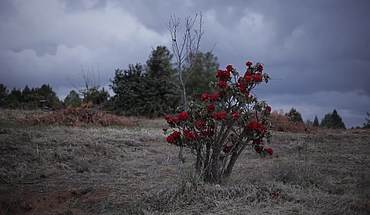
[1,0,369,128]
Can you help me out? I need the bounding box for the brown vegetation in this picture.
[11,102,137,127]
[269,109,317,133]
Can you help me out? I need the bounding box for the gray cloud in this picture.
[0,0,369,128]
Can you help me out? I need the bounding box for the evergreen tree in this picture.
[321,109,346,129]
[313,115,319,127]
[185,52,219,100]
[110,46,181,117]
[37,84,61,109]
[21,85,32,102]
[145,45,180,117]
[363,108,370,129]
[110,63,146,116]
[82,87,109,105]
[0,84,9,107]
[287,107,303,123]
[64,90,82,107]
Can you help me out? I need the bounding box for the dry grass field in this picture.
[0,109,370,214]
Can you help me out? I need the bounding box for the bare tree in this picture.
[67,64,101,95]
[166,13,204,163]
[166,13,204,110]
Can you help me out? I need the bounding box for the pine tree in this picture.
[321,109,346,129]
[185,52,219,100]
[145,46,180,117]
[287,108,303,123]
[0,84,9,107]
[64,90,82,107]
[363,108,370,129]
[110,63,146,116]
[313,115,319,127]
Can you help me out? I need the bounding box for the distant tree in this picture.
[363,107,370,129]
[286,108,303,123]
[21,85,32,102]
[110,63,146,116]
[68,64,109,106]
[144,45,181,117]
[64,90,82,107]
[82,87,109,105]
[321,109,346,129]
[167,13,204,110]
[313,115,319,127]
[305,119,313,127]
[6,87,22,108]
[0,84,9,107]
[185,51,219,100]
[36,84,61,109]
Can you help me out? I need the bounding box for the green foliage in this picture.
[110,63,147,116]
[321,109,346,129]
[363,107,370,129]
[286,108,303,123]
[0,84,9,106]
[81,87,109,105]
[110,46,180,117]
[185,52,219,100]
[64,90,82,107]
[0,83,61,110]
[313,115,319,127]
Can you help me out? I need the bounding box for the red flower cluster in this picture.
[219,90,226,97]
[236,83,247,93]
[231,111,240,119]
[257,126,268,134]
[184,130,199,140]
[226,65,233,71]
[211,93,219,101]
[213,111,226,119]
[253,139,261,144]
[218,81,227,88]
[201,93,210,102]
[257,64,263,72]
[216,70,231,79]
[166,131,181,144]
[255,145,263,153]
[247,121,262,130]
[267,148,273,156]
[246,61,253,67]
[207,104,215,112]
[202,130,215,136]
[195,121,206,129]
[178,112,189,121]
[253,74,262,82]
[165,114,178,124]
[222,144,229,153]
[265,105,271,112]
[272,192,279,197]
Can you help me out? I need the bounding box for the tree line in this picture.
[0,45,218,117]
[1,44,369,129]
[287,107,347,129]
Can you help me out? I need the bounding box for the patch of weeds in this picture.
[180,170,202,193]
[271,161,325,188]
[119,202,145,215]
[0,121,20,129]
[19,131,33,142]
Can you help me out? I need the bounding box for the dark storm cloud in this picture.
[0,0,369,128]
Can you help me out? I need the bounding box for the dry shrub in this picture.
[269,109,317,133]
[12,101,137,127]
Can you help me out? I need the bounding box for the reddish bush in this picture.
[269,109,316,133]
[13,102,137,127]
